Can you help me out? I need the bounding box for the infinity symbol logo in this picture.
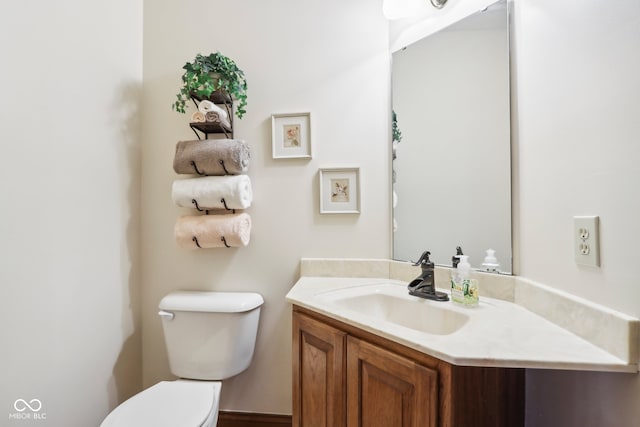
[14,399,42,412]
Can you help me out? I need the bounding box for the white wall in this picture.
[512,0,640,425]
[0,1,143,426]
[141,0,390,414]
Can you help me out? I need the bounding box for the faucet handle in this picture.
[413,250,432,267]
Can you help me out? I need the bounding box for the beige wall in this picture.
[141,0,391,414]
[0,1,143,426]
[512,0,640,425]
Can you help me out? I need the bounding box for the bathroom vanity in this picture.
[293,306,524,427]
[287,259,639,427]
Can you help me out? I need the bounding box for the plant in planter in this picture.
[172,52,248,119]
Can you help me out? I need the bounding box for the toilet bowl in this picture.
[101,380,221,427]
[101,291,263,427]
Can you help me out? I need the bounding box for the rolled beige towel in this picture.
[191,111,206,123]
[205,111,231,129]
[173,139,250,176]
[172,175,253,211]
[175,213,252,249]
[205,111,220,122]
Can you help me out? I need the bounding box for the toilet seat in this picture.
[101,380,221,427]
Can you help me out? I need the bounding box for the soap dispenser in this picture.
[452,246,463,268]
[450,255,479,307]
[481,249,500,273]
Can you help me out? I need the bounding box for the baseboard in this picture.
[217,411,292,427]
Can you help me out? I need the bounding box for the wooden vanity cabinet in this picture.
[292,308,346,427]
[346,335,438,427]
[292,306,524,427]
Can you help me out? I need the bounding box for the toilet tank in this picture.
[158,291,264,380]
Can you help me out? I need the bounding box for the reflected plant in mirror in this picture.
[392,0,512,273]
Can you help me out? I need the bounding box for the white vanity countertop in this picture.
[286,269,639,373]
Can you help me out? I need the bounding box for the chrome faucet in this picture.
[407,251,449,301]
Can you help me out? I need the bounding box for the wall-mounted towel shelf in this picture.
[173,99,251,250]
[189,91,234,140]
[191,198,236,214]
[190,159,232,176]
[192,236,231,249]
[189,121,233,139]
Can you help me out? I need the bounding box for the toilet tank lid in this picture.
[159,291,264,313]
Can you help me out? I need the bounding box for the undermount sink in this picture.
[316,284,470,335]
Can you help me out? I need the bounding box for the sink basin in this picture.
[317,284,469,335]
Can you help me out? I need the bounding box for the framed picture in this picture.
[271,113,312,159]
[319,167,361,214]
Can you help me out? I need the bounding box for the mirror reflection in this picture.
[392,0,512,273]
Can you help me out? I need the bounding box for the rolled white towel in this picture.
[172,175,253,211]
[198,100,229,121]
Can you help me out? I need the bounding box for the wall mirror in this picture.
[392,0,512,273]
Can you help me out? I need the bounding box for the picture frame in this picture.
[271,112,312,159]
[319,167,361,214]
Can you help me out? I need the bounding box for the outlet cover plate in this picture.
[574,216,600,267]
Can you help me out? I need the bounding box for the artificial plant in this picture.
[172,52,248,119]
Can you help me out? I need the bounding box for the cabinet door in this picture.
[293,312,347,427]
[347,337,438,427]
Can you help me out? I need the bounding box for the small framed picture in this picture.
[319,167,361,214]
[271,112,312,159]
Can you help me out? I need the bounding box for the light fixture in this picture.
[383,0,448,20]
[382,0,424,20]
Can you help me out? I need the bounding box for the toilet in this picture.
[101,290,264,427]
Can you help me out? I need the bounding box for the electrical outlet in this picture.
[574,216,600,267]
